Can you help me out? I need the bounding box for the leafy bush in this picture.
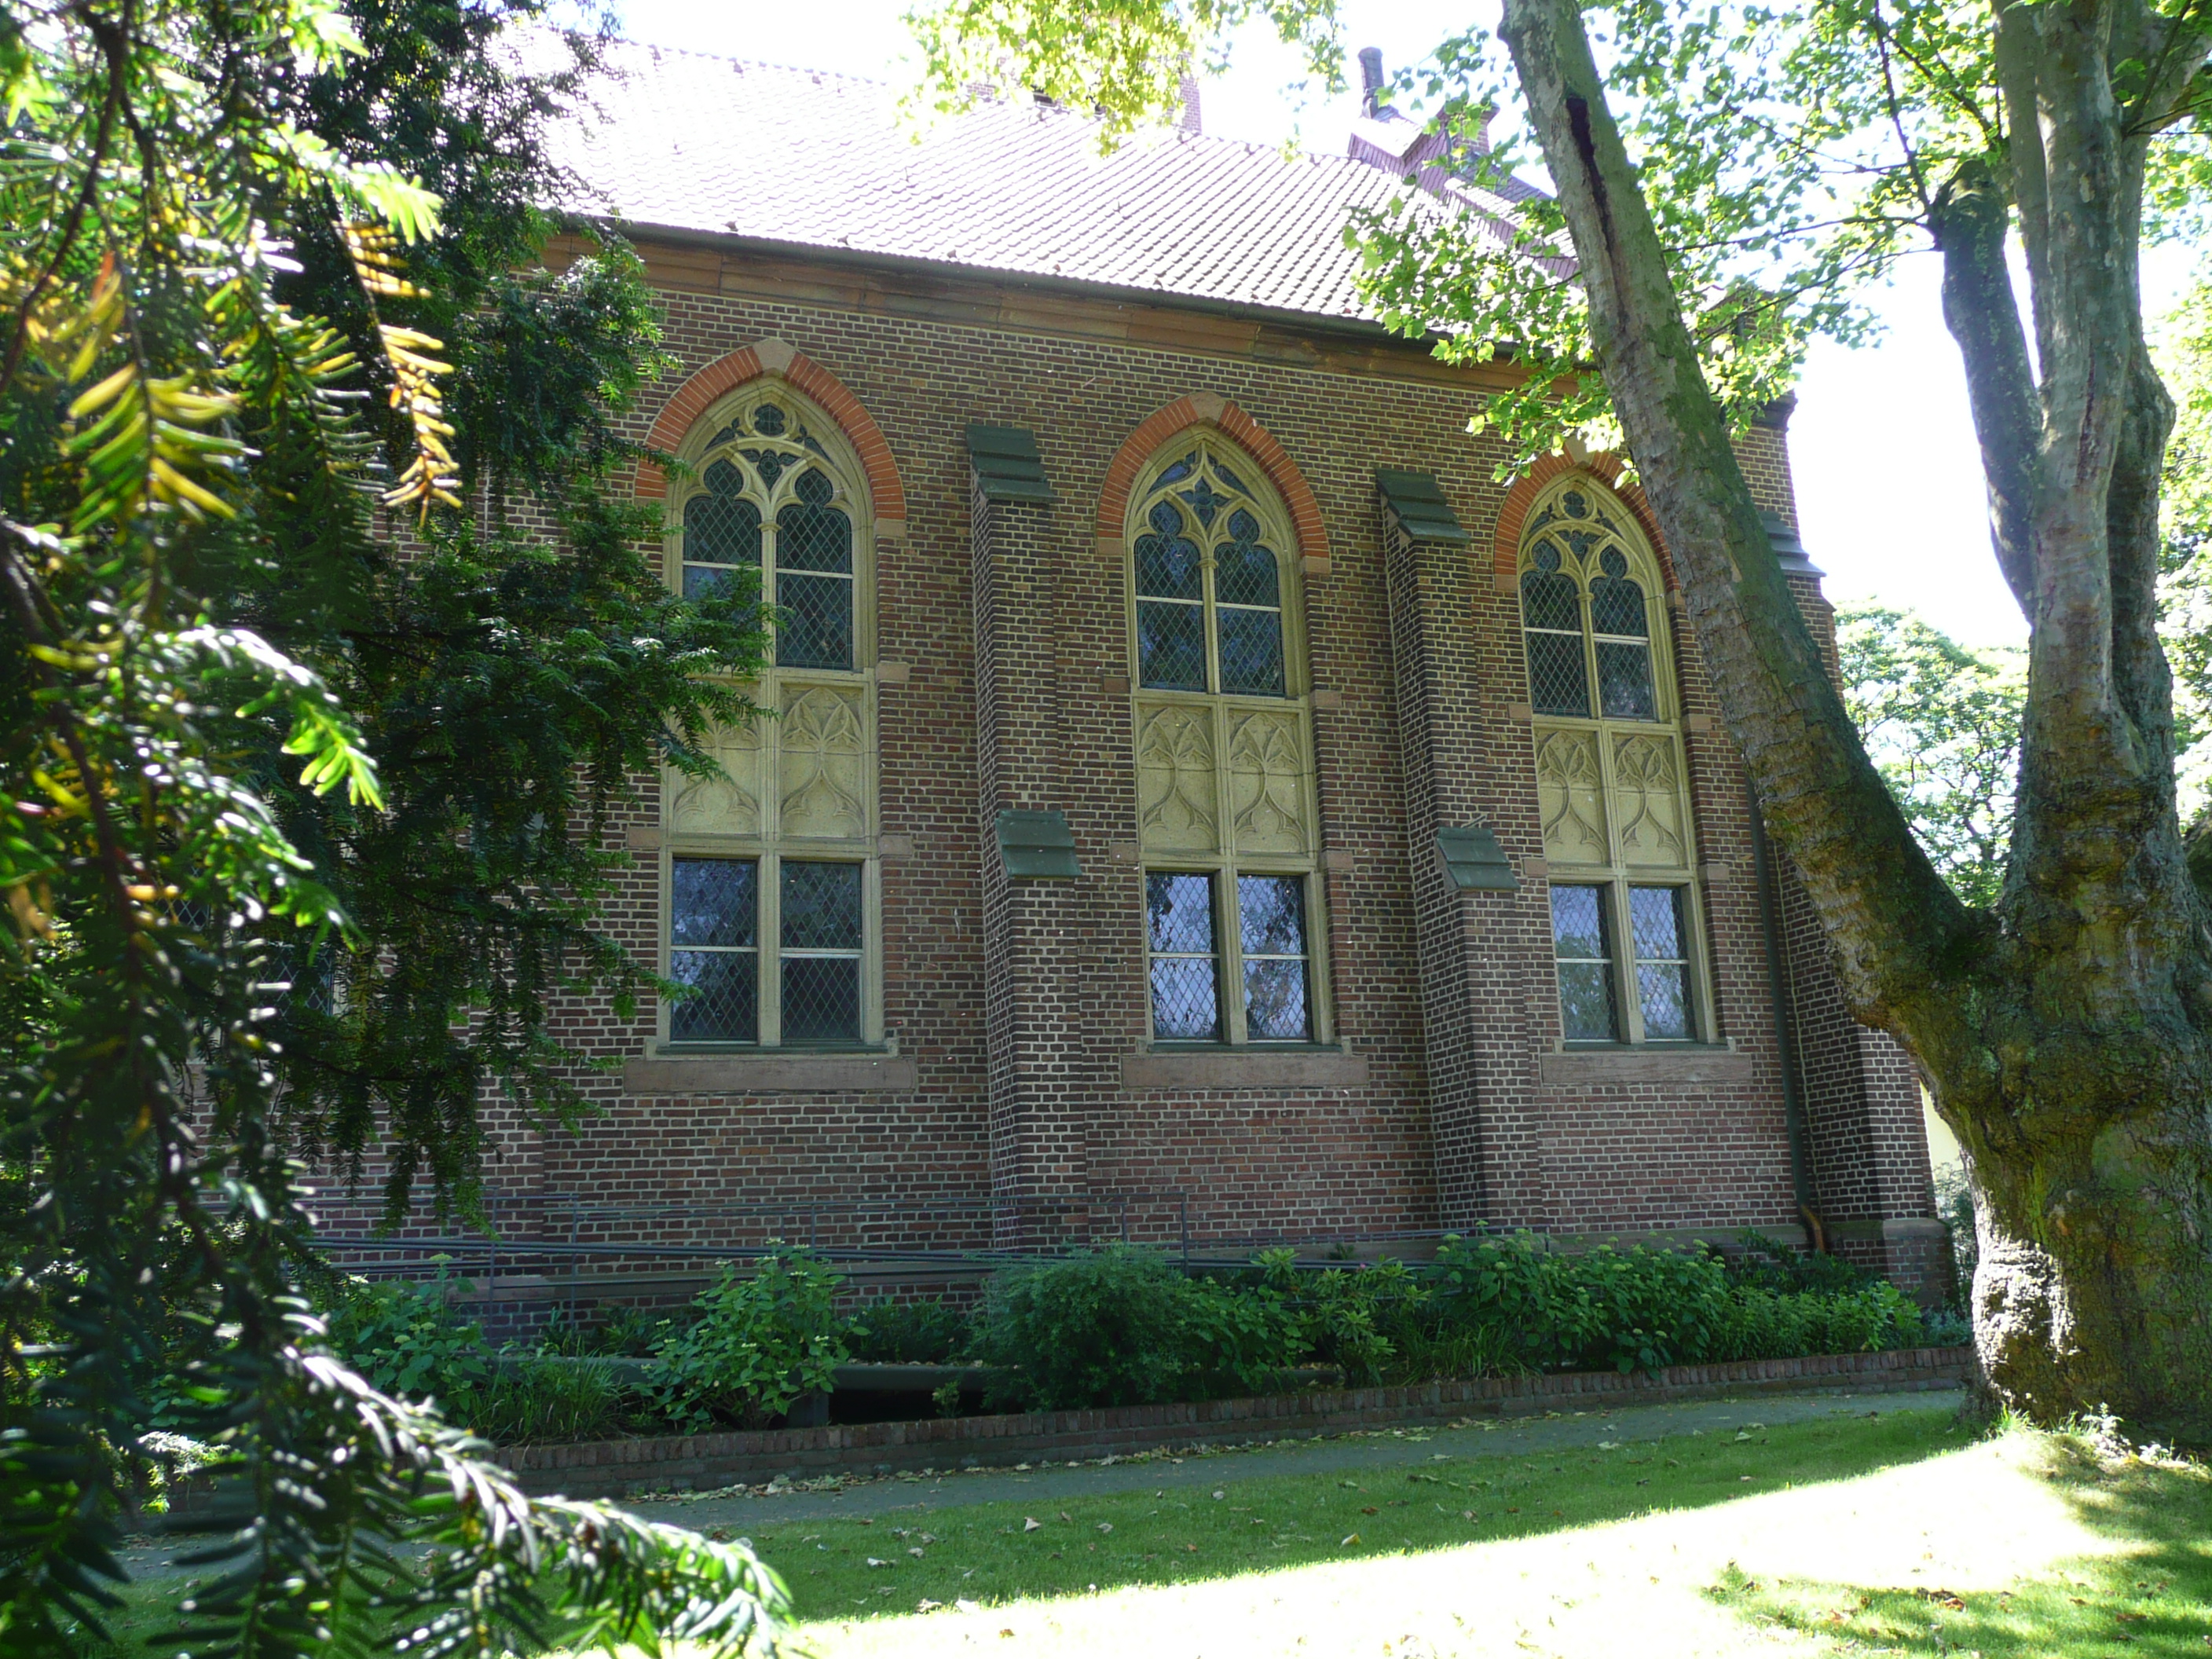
[456,1355,632,1445]
[648,1247,850,1431]
[540,1302,673,1357]
[970,1247,1197,1410]
[1934,1163,1979,1309]
[1254,1249,1423,1384]
[848,1296,972,1363]
[1174,1272,1306,1396]
[320,1271,493,1403]
[1722,1229,1875,1295]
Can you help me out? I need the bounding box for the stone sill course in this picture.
[493,1344,1973,1500]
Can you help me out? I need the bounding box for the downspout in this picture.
[1746,775,1827,1254]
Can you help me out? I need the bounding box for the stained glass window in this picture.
[665,390,876,1049]
[1146,871,1221,1040]
[670,857,759,1042]
[1628,884,1692,1039]
[1551,884,1617,1042]
[1237,873,1310,1040]
[1591,547,1655,720]
[1132,450,1287,697]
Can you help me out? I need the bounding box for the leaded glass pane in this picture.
[777,492,851,572]
[1243,958,1310,1041]
[669,950,757,1042]
[1551,884,1607,959]
[1215,528,1279,607]
[776,571,853,669]
[1135,504,1203,598]
[781,861,862,950]
[1556,964,1615,1042]
[1552,884,1617,1042]
[1146,872,1215,953]
[1237,875,1306,956]
[1149,958,1220,1040]
[1520,567,1580,631]
[1526,629,1591,717]
[1590,573,1647,637]
[683,476,760,567]
[1180,478,1230,527]
[672,858,757,947]
[1628,884,1685,961]
[1637,964,1690,1039]
[782,956,860,1042]
[1137,600,1207,690]
[1218,608,1286,697]
[751,403,787,436]
[1596,639,1657,720]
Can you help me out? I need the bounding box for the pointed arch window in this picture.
[660,383,879,1049]
[1125,436,1329,1046]
[1518,480,1711,1046]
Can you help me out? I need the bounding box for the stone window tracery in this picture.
[661,382,878,1049]
[1518,477,1711,1046]
[1126,435,1327,1045]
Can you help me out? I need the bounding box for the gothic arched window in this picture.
[1126,437,1328,1046]
[660,383,877,1049]
[1518,479,1709,1046]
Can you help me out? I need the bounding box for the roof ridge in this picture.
[595,31,892,90]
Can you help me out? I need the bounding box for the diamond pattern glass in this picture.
[1551,884,1617,1042]
[672,858,758,947]
[782,955,859,1042]
[1596,639,1657,720]
[1147,872,1215,953]
[775,571,853,669]
[683,465,761,568]
[1149,958,1220,1040]
[781,861,862,950]
[1218,608,1285,696]
[1521,566,1580,631]
[1135,503,1203,597]
[1137,601,1207,690]
[1590,573,1646,638]
[1238,875,1309,1041]
[1629,885,1691,1039]
[1215,518,1279,606]
[669,950,757,1042]
[777,486,851,572]
[1525,628,1591,717]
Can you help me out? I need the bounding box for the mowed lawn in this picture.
[737,1408,2211,1658]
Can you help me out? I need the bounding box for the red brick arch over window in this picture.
[1492,452,1674,590]
[636,344,906,527]
[1097,396,1328,563]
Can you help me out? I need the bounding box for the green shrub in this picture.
[320,1270,492,1403]
[1174,1272,1305,1396]
[848,1296,971,1364]
[1254,1249,1423,1384]
[970,1247,1196,1411]
[648,1247,849,1431]
[1722,1229,1876,1295]
[455,1355,630,1445]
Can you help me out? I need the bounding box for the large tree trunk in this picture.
[1497,0,2212,1435]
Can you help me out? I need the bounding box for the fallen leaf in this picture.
[917,1599,943,1612]
[1060,1511,1072,1522]
[1214,1489,1226,1500]
[1097,1522,1114,1533]
[920,1533,936,1544]
[1184,1543,1199,1553]
[1000,1629,1016,1639]
[1361,1506,1379,1515]
[1023,1517,1042,1533]
[908,1547,925,1558]
[866,1558,890,1569]
[1341,1533,1361,1547]
[1598,1441,1621,1450]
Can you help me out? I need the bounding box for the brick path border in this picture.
[495,1346,1972,1499]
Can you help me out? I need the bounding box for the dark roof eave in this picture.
[586,214,1492,360]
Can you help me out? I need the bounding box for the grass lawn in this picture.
[79,1406,2212,1657]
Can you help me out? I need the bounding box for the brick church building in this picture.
[491,39,1945,1293]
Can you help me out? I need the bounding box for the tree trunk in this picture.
[1497,0,2212,1436]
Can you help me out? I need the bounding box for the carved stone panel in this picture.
[1613,731,1690,867]
[1227,709,1309,856]
[668,716,763,836]
[1136,701,1219,855]
[778,683,867,839]
[1534,727,1609,866]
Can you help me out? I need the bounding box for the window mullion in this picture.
[1220,872,1245,1046]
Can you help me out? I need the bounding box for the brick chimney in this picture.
[1178,68,1202,133]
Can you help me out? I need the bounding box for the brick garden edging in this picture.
[493,1345,1974,1500]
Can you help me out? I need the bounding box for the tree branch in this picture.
[1929,156,2039,612]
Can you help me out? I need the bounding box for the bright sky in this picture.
[610,0,2194,650]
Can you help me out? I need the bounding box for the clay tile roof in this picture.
[543,38,1476,323]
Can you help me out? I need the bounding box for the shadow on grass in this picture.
[1708,1430,2212,1658]
[747,1404,1970,1624]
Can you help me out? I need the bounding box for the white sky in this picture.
[611,0,2196,650]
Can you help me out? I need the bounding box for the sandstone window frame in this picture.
[1518,474,1716,1048]
[1122,433,1332,1048]
[656,381,884,1051]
